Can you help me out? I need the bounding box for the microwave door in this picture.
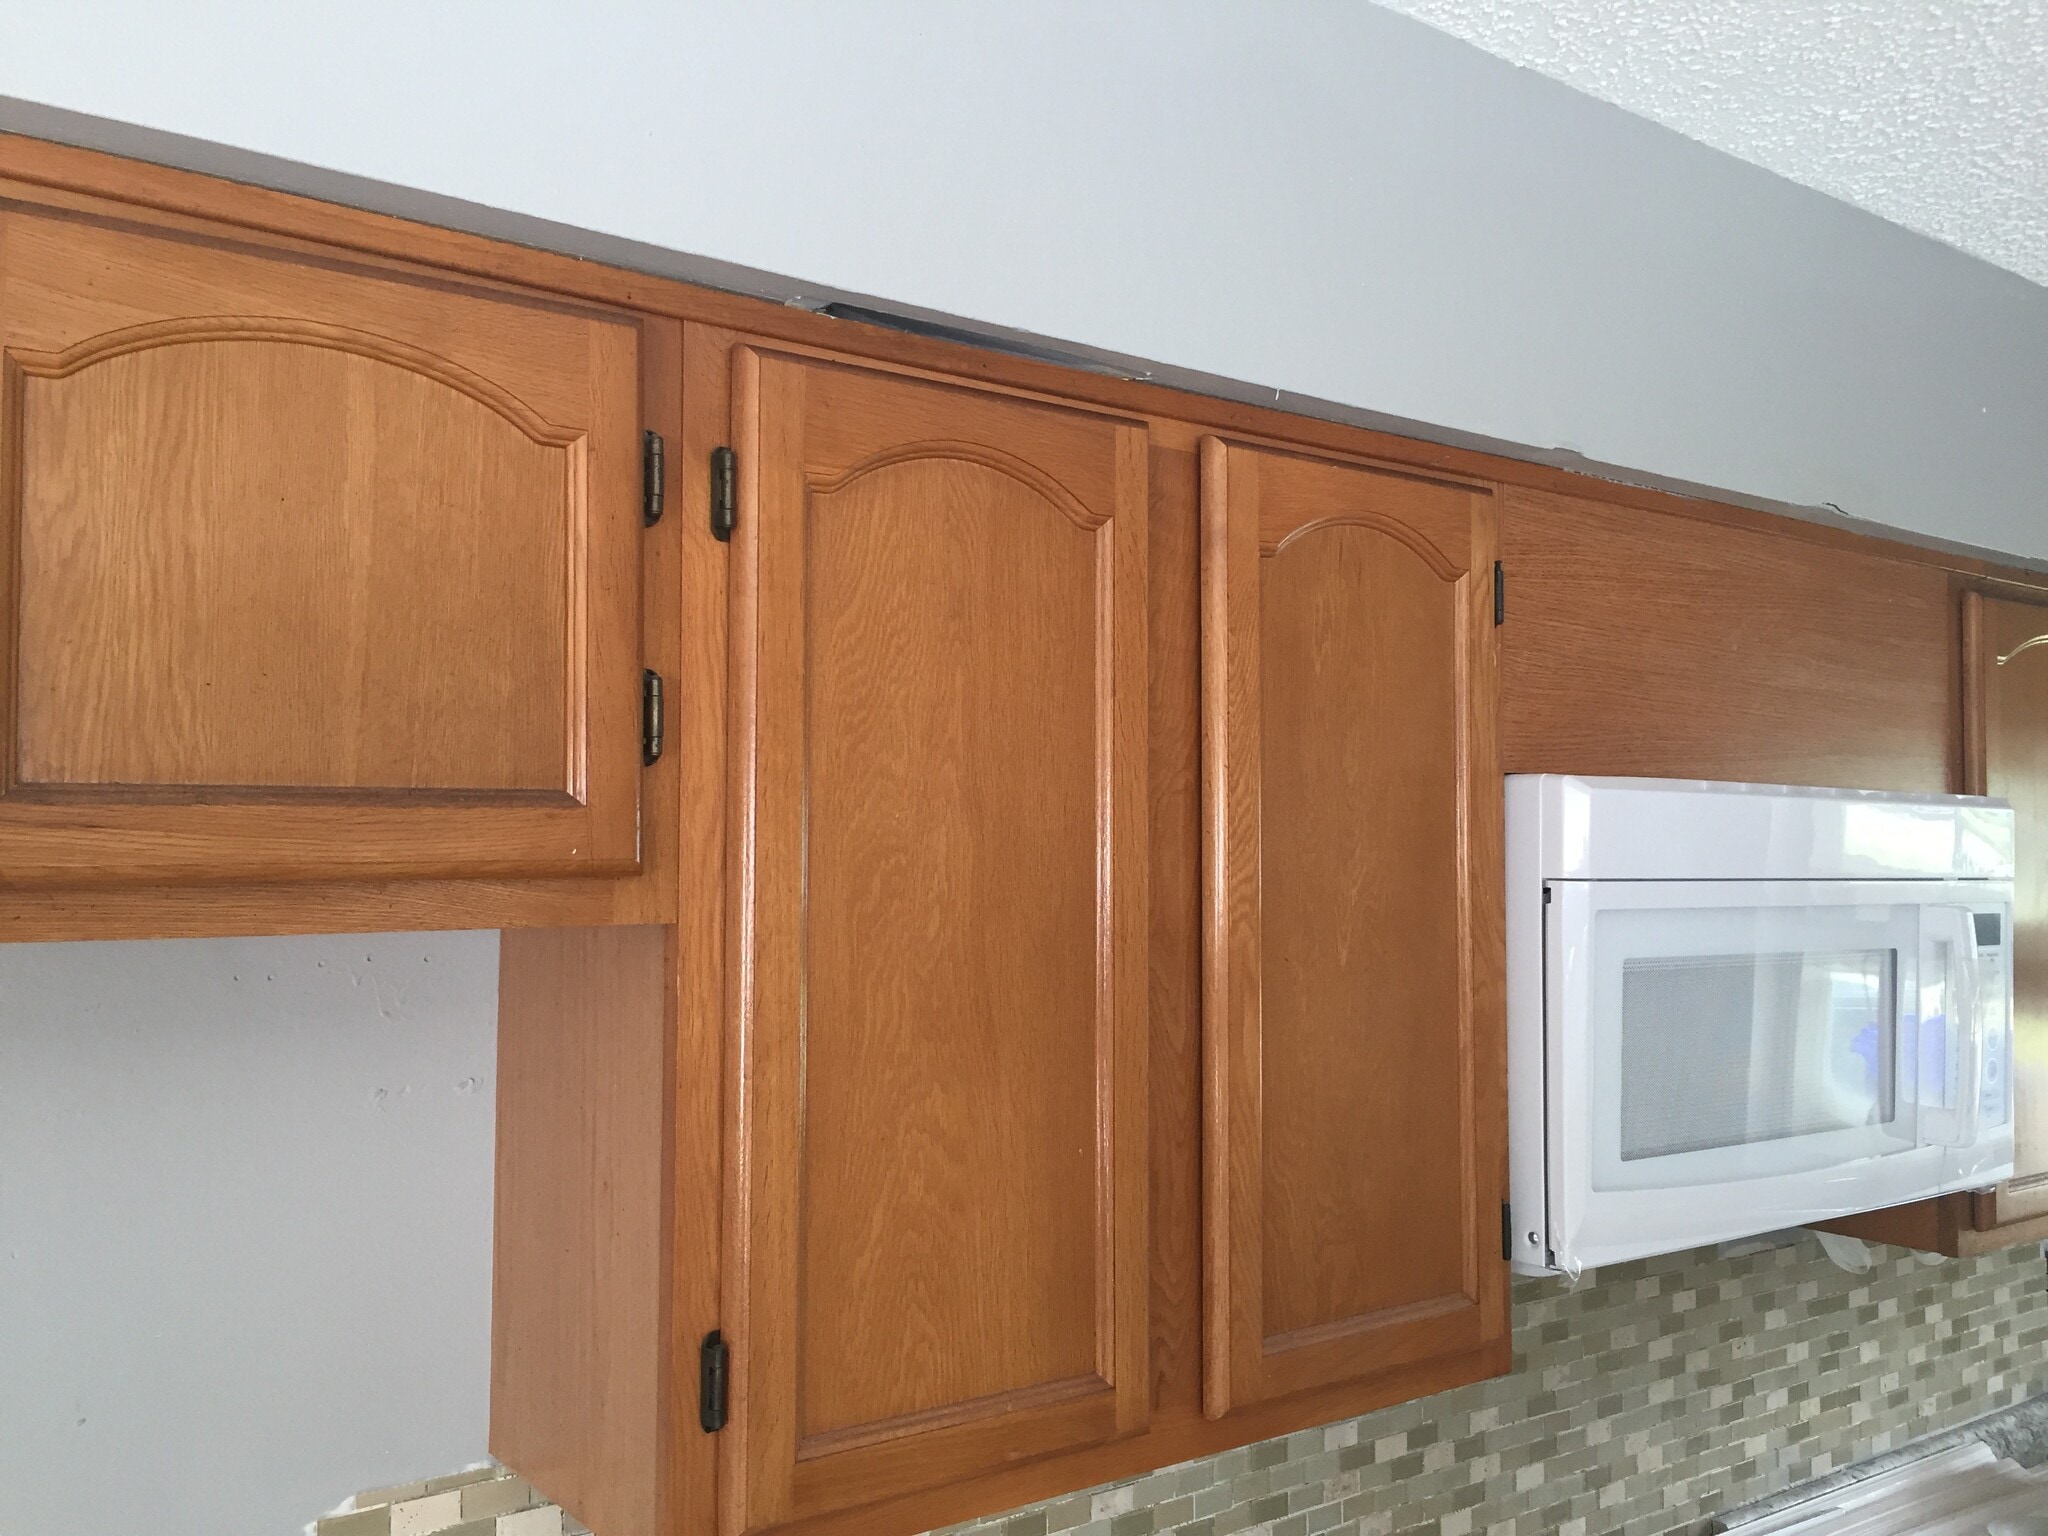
[1547,879,1952,1274]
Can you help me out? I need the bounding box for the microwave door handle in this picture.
[1925,906,1984,1150]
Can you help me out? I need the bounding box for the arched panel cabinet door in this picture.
[0,203,647,885]
[1199,436,1509,1419]
[720,345,1150,1534]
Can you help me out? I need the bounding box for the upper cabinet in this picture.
[1970,593,2048,1225]
[1499,486,1956,793]
[1199,439,1509,1418]
[0,202,652,886]
[717,343,1151,1533]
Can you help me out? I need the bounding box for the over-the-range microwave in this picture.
[1507,776,2015,1279]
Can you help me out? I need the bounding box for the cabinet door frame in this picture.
[0,201,650,886]
[1199,434,1508,1420]
[719,340,1151,1535]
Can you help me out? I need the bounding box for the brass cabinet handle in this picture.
[1996,634,2048,666]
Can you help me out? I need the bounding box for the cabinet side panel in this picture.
[493,926,670,1536]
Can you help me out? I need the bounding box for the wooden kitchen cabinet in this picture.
[22,123,2048,1536]
[0,197,656,887]
[4,138,1533,1536]
[491,332,1530,1536]
[1965,593,2048,1236]
[494,344,1526,1536]
[716,342,1152,1532]
[1200,438,1508,1418]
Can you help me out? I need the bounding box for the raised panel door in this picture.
[721,344,1149,1533]
[1200,437,1508,1418]
[0,202,646,884]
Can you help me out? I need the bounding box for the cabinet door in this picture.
[721,346,1149,1533]
[1200,438,1507,1419]
[0,204,646,884]
[1975,594,2048,1222]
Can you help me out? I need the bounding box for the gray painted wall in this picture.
[0,4,2045,1534]
[0,934,497,1536]
[2,0,2044,562]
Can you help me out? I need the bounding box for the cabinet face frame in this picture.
[718,339,1151,1535]
[1198,434,1508,1420]
[0,199,650,887]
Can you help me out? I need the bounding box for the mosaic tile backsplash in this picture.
[944,1239,2048,1536]
[344,1236,2047,1536]
[315,1466,586,1536]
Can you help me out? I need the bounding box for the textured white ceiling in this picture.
[1373,0,2048,287]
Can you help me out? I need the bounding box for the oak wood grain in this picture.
[493,926,670,1536]
[1144,434,1206,1415]
[16,327,571,790]
[731,418,1504,1536]
[721,342,1150,1533]
[1201,437,1508,1420]
[661,319,736,1536]
[1500,484,1957,792]
[484,338,718,1536]
[0,315,684,939]
[0,201,645,884]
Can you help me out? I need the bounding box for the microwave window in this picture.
[1619,949,1898,1162]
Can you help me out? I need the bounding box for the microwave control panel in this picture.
[1973,908,2012,1128]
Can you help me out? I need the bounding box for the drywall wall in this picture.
[2,0,2045,563]
[0,933,497,1536]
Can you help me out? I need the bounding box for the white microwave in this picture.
[1507,776,2015,1279]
